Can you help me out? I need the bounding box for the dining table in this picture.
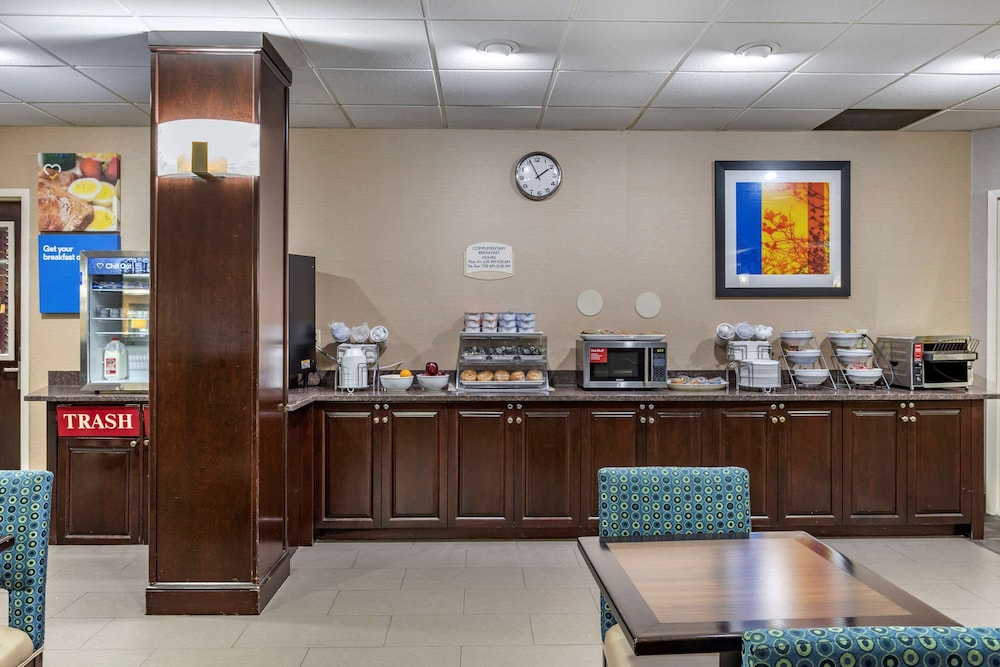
[578,531,957,667]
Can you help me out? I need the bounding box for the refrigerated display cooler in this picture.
[80,250,150,392]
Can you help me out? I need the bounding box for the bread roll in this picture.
[477,370,494,381]
[494,370,510,382]
[461,369,477,382]
[526,369,543,381]
[509,370,525,381]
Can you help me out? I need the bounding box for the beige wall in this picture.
[3,127,971,466]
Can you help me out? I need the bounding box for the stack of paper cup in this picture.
[464,312,481,332]
[715,322,735,347]
[481,312,498,332]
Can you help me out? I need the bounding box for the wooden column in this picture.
[146,32,291,614]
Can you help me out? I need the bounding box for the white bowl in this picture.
[417,373,449,390]
[785,349,822,365]
[846,368,884,385]
[836,348,873,364]
[380,374,413,391]
[828,330,864,346]
[780,330,814,346]
[793,368,829,386]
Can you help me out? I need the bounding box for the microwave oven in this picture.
[576,339,668,389]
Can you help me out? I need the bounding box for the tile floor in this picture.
[21,522,1000,666]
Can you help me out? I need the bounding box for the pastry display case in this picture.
[455,332,550,393]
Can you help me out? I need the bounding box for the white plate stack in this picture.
[738,359,782,389]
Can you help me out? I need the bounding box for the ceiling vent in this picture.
[814,109,940,131]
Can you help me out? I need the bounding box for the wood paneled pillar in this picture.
[146,32,291,614]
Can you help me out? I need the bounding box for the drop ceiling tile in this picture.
[860,0,1000,24]
[0,25,63,66]
[0,67,122,103]
[718,0,877,23]
[957,86,1000,110]
[726,108,842,130]
[0,103,70,126]
[439,70,551,106]
[319,69,438,105]
[272,0,424,19]
[679,22,843,72]
[289,103,351,128]
[445,106,541,129]
[342,105,443,128]
[917,26,1000,74]
[138,17,293,37]
[426,0,574,20]
[34,103,150,126]
[575,0,728,21]
[801,24,984,74]
[652,71,785,108]
[904,109,1000,130]
[632,107,742,130]
[755,73,899,109]
[549,71,665,107]
[431,20,564,70]
[0,16,149,67]
[118,0,278,17]
[289,70,335,104]
[285,19,432,69]
[0,90,14,103]
[0,0,128,15]
[860,73,1000,109]
[78,67,150,105]
[561,21,705,71]
[540,107,641,130]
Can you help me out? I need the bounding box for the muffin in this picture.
[476,370,494,381]
[494,370,510,381]
[526,369,543,381]
[510,370,525,381]
[461,369,478,382]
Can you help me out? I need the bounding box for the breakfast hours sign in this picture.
[464,242,513,280]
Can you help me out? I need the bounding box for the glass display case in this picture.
[455,332,550,393]
[80,250,150,392]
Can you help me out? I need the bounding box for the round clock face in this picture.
[514,152,561,200]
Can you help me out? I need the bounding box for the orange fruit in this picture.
[399,369,412,377]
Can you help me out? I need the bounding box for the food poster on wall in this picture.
[37,153,120,233]
[38,233,120,313]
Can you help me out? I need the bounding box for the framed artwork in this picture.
[37,152,120,233]
[714,160,850,297]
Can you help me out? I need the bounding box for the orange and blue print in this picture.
[735,181,830,276]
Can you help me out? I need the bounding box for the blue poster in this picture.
[39,233,120,313]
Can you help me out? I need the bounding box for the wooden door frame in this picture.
[0,189,30,468]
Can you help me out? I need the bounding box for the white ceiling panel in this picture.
[138,17,293,39]
[726,108,842,131]
[0,103,70,126]
[575,0,728,22]
[289,70,335,104]
[653,72,786,108]
[426,0,574,21]
[0,0,129,16]
[905,109,1000,131]
[0,17,150,67]
[271,0,424,20]
[679,22,844,72]
[431,21,565,70]
[633,107,742,130]
[0,66,123,103]
[78,67,150,105]
[119,0,279,18]
[860,0,1000,24]
[319,69,438,105]
[917,26,1000,75]
[34,103,150,126]
[541,107,641,130]
[445,106,541,129]
[286,19,432,69]
[801,24,984,74]
[342,105,443,128]
[0,25,64,66]
[561,22,705,71]
[549,71,666,107]
[755,73,899,109]
[439,70,552,106]
[289,103,351,128]
[957,86,1000,110]
[717,0,878,23]
[860,73,1000,109]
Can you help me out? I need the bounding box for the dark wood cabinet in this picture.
[318,402,448,530]
[713,404,776,527]
[516,405,579,528]
[450,405,513,527]
[844,400,974,528]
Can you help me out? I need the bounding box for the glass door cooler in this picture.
[80,250,150,392]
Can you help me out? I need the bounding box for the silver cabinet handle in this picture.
[900,402,907,409]
[2,367,17,373]
[516,403,522,409]
[515,417,522,424]
[771,416,778,424]
[639,403,646,410]
[508,404,514,410]
[778,416,786,423]
[647,417,654,424]
[129,440,138,448]
[908,402,915,409]
[374,404,381,410]
[373,417,379,424]
[640,416,647,424]
[910,416,916,423]
[507,416,514,424]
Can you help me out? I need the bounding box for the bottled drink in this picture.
[103,337,128,380]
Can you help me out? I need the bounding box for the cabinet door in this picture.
[842,403,906,526]
[450,407,514,527]
[580,405,640,527]
[56,437,143,544]
[909,402,971,524]
[713,405,776,527]
[777,403,841,527]
[317,408,379,529]
[382,406,448,528]
[516,406,580,528]
[644,404,711,466]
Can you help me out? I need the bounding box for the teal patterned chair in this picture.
[0,470,53,667]
[597,466,751,639]
[742,626,1000,667]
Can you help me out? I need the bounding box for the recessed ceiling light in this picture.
[735,42,779,59]
[476,40,520,57]
[987,49,1000,60]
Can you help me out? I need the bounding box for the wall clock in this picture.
[514,151,561,200]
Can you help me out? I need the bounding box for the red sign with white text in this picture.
[589,347,608,363]
[57,406,141,437]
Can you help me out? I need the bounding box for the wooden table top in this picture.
[578,531,956,657]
